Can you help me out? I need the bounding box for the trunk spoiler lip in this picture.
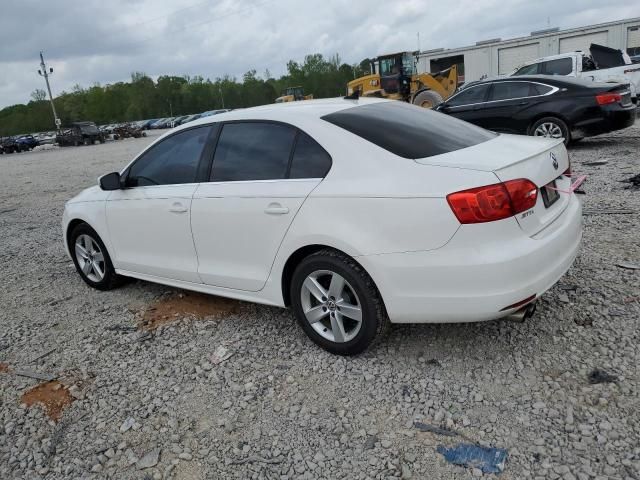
[413,134,565,172]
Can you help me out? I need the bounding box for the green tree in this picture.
[0,52,372,135]
[30,89,47,102]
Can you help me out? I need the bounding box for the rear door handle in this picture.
[264,203,289,215]
[169,201,188,213]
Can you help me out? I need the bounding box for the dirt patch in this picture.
[140,291,243,330]
[0,362,10,373]
[21,381,74,421]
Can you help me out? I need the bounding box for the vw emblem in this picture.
[550,152,559,170]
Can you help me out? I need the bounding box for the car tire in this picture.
[69,223,122,291]
[530,116,570,145]
[290,249,388,355]
[412,90,444,108]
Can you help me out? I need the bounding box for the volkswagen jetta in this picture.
[62,98,583,355]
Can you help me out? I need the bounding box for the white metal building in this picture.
[417,17,640,83]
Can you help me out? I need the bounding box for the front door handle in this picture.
[169,201,188,213]
[264,203,289,215]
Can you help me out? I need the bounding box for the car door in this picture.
[438,84,490,126]
[106,125,215,282]
[191,122,331,291]
[479,81,536,133]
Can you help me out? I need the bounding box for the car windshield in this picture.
[322,101,495,159]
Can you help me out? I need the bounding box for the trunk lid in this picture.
[416,134,570,236]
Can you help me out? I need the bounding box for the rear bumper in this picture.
[357,194,582,323]
[573,105,636,138]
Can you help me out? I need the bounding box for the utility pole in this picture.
[38,51,61,131]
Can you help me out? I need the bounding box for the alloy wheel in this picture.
[533,122,563,138]
[74,234,106,282]
[300,270,362,343]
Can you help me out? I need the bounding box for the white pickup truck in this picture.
[511,44,640,104]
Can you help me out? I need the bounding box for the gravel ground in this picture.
[0,125,639,480]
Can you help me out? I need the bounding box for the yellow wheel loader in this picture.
[347,52,458,108]
[275,86,314,103]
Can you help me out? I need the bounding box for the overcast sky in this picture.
[0,0,638,108]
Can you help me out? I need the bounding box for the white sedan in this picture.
[62,98,582,355]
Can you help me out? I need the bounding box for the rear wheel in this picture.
[412,90,444,109]
[290,249,388,355]
[530,117,570,145]
[69,223,122,290]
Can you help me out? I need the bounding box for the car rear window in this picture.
[321,101,495,159]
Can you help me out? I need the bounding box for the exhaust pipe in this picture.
[505,301,537,323]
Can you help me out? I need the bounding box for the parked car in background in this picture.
[138,119,159,130]
[36,132,57,145]
[200,109,230,117]
[511,43,640,104]
[57,122,105,146]
[16,135,38,150]
[149,118,169,129]
[178,113,201,126]
[112,123,147,140]
[63,99,582,355]
[1,136,27,153]
[435,76,635,144]
[169,115,189,128]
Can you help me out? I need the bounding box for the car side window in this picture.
[489,82,532,101]
[289,132,332,179]
[127,126,212,187]
[446,84,489,106]
[530,83,553,95]
[210,122,296,182]
[514,63,540,75]
[542,58,572,75]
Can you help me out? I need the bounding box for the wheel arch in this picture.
[65,218,90,255]
[526,112,571,135]
[280,244,383,308]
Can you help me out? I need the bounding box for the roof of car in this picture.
[467,74,618,89]
[520,51,585,65]
[183,97,390,129]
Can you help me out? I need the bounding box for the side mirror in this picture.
[99,172,122,191]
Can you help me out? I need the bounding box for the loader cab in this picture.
[374,52,417,76]
[283,86,305,100]
[375,52,416,96]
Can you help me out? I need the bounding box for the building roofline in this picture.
[418,17,640,58]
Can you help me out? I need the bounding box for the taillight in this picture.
[595,93,621,105]
[447,179,538,224]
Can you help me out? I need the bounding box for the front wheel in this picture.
[530,117,570,145]
[69,223,122,290]
[290,249,388,355]
[412,90,444,109]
